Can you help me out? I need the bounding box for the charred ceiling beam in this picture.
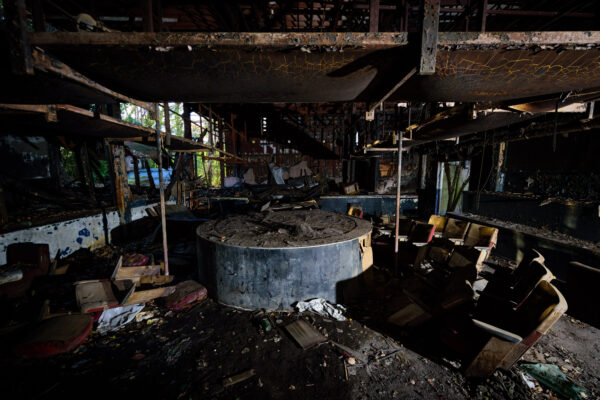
[367,67,416,112]
[31,30,600,49]
[454,112,600,149]
[0,43,155,111]
[369,0,437,112]
[29,31,410,47]
[19,31,600,104]
[419,0,440,75]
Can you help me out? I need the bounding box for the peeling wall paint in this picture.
[0,203,157,264]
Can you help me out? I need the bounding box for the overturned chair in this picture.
[442,268,567,378]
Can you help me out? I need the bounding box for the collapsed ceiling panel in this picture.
[28,31,600,104]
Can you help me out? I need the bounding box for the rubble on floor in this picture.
[0,245,597,399]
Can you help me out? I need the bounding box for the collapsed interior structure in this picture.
[0,1,599,399]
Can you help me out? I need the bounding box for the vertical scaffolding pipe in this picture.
[163,102,171,146]
[393,130,403,275]
[155,103,169,275]
[219,117,225,187]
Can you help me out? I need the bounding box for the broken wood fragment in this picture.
[222,369,256,387]
[124,286,176,306]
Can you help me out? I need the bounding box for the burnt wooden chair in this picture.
[442,218,470,244]
[423,237,457,266]
[428,215,448,238]
[464,280,567,377]
[396,223,436,271]
[396,218,415,242]
[463,223,499,265]
[486,249,545,284]
[478,250,553,314]
[408,222,436,246]
[464,223,499,249]
[441,279,566,378]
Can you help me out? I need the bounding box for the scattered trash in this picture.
[520,363,588,400]
[520,372,536,389]
[295,299,347,321]
[97,303,145,334]
[330,341,367,364]
[123,253,150,266]
[135,310,156,322]
[260,317,272,332]
[163,280,207,310]
[164,338,191,365]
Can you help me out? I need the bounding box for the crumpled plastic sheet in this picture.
[295,298,347,321]
[520,363,588,400]
[97,303,145,334]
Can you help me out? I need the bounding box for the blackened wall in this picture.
[503,130,600,200]
[463,130,600,243]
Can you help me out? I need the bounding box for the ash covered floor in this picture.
[0,249,597,400]
[198,209,372,248]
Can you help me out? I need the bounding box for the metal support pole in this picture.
[393,130,403,276]
[155,103,169,275]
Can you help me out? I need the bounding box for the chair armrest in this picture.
[472,319,522,343]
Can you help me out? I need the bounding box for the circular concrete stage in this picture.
[196,209,372,310]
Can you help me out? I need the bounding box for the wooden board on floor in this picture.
[125,286,176,306]
[285,320,327,350]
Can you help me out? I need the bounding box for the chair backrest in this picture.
[513,249,545,276]
[447,249,477,283]
[511,260,554,306]
[443,218,470,240]
[409,223,436,245]
[428,215,447,235]
[448,249,474,268]
[428,245,452,264]
[513,280,567,336]
[423,237,455,264]
[396,218,414,237]
[464,223,498,249]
